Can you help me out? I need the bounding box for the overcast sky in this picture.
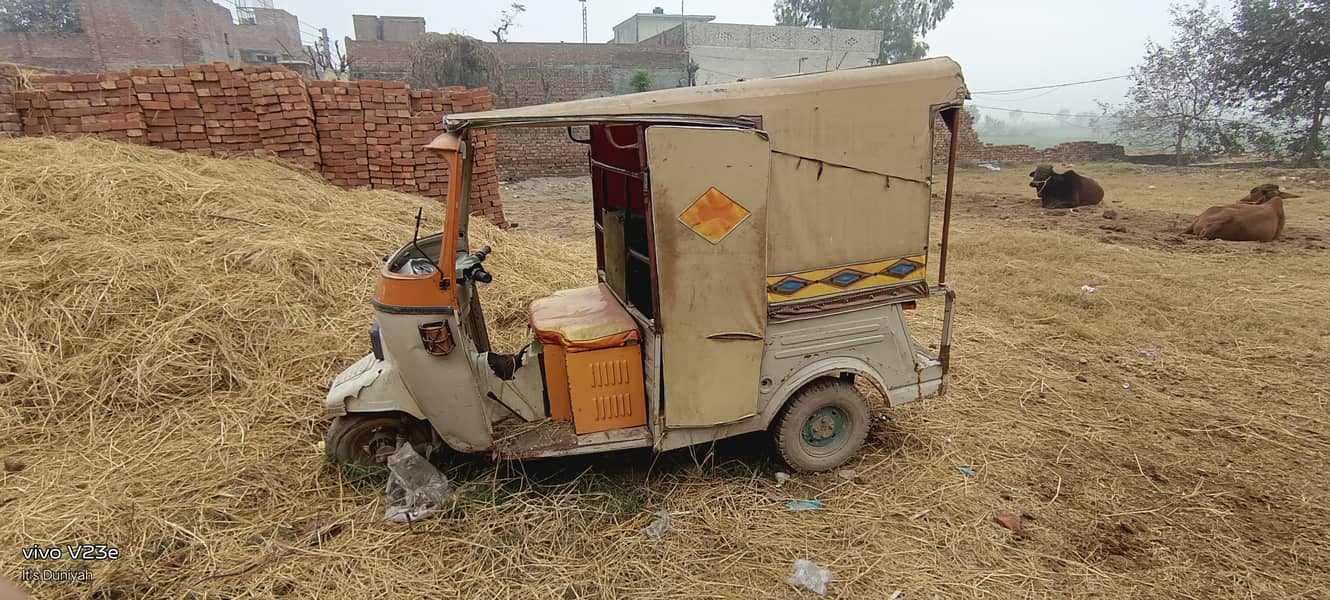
[272,0,1181,116]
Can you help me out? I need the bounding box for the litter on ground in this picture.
[787,559,835,596]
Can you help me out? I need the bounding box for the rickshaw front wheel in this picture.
[773,378,870,473]
[326,413,435,467]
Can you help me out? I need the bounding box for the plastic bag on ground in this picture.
[383,442,453,524]
[787,559,835,596]
[642,510,672,538]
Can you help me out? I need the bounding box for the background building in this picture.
[0,0,309,72]
[639,21,882,85]
[610,8,715,44]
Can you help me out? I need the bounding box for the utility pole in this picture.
[580,0,588,44]
[681,0,690,85]
[319,27,332,71]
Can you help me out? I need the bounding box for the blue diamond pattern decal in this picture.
[826,269,868,288]
[771,277,812,295]
[883,260,921,278]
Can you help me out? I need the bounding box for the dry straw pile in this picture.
[2,138,1330,599]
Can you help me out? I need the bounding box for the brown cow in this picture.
[1029,164,1105,208]
[1183,184,1299,242]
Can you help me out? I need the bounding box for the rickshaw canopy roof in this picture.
[449,57,969,278]
[446,57,967,183]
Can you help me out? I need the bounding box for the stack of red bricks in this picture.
[0,64,19,137]
[193,63,262,153]
[310,80,370,188]
[130,67,203,151]
[360,80,417,192]
[248,66,319,170]
[450,88,503,227]
[6,61,505,226]
[408,87,463,198]
[16,72,146,142]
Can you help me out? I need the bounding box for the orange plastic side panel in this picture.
[543,344,573,422]
[566,344,647,435]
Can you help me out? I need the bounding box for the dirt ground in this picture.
[3,144,1329,599]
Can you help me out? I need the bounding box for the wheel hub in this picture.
[802,406,847,448]
[365,430,399,464]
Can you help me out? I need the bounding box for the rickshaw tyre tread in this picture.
[772,378,870,473]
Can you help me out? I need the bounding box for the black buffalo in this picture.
[1029,164,1105,208]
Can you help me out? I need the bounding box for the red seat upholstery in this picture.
[529,283,640,352]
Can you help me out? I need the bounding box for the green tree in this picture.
[1109,3,1241,164]
[1228,0,1329,166]
[629,70,653,93]
[772,0,955,63]
[0,0,80,33]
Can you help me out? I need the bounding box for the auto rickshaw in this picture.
[324,57,969,472]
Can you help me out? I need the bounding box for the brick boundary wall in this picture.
[0,64,19,137]
[932,111,1126,167]
[1,62,504,226]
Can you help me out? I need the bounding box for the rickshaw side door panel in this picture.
[646,126,770,427]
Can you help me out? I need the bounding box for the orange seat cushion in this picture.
[529,284,641,351]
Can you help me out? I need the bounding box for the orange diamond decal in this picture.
[678,186,751,244]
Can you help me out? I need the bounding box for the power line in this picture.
[971,75,1130,95]
[969,104,1102,119]
[971,103,1269,129]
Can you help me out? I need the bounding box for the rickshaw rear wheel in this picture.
[773,378,870,473]
[326,413,435,467]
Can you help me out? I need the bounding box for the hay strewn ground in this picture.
[2,140,1329,598]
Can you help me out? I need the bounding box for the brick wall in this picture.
[0,0,304,73]
[351,15,425,43]
[5,62,504,225]
[343,39,413,82]
[226,7,303,65]
[380,17,426,43]
[0,64,19,137]
[487,42,685,180]
[0,32,99,72]
[933,110,1125,167]
[343,34,686,180]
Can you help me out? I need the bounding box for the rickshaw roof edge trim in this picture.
[444,56,968,131]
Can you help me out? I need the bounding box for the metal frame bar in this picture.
[938,108,959,285]
[447,114,758,132]
[590,158,644,179]
[638,124,663,330]
[933,285,956,393]
[605,124,641,150]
